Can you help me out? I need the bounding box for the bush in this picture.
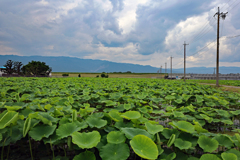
[101,73,105,78]
[78,74,81,77]
[105,75,109,78]
[96,75,99,77]
[62,73,69,76]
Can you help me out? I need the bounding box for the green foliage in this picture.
[0,77,240,159]
[62,73,69,76]
[22,60,51,76]
[130,135,158,159]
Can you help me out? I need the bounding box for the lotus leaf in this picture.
[215,109,230,117]
[121,111,141,120]
[198,135,219,153]
[200,154,221,160]
[158,152,176,160]
[170,121,195,133]
[72,110,77,122]
[166,106,176,111]
[107,131,126,144]
[221,153,237,160]
[29,125,56,141]
[167,134,175,147]
[165,95,175,100]
[115,121,133,129]
[178,132,198,147]
[130,135,158,160]
[71,131,101,149]
[199,114,213,123]
[100,143,130,160]
[0,111,19,129]
[121,127,153,140]
[56,121,87,139]
[145,122,163,135]
[73,151,96,160]
[124,104,132,110]
[221,119,233,125]
[213,134,233,149]
[173,111,185,118]
[174,138,192,150]
[23,118,31,137]
[161,128,180,139]
[230,110,240,115]
[86,116,107,128]
[5,105,22,111]
[225,149,240,160]
[109,110,123,122]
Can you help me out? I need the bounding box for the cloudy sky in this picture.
[0,0,240,68]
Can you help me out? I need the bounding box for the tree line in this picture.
[2,60,52,76]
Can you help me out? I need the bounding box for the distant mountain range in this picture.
[0,55,239,74]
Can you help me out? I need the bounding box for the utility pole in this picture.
[160,66,162,74]
[214,7,227,87]
[170,56,173,79]
[183,41,189,82]
[213,68,216,74]
[165,62,167,77]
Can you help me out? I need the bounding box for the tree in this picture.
[3,60,14,74]
[22,61,51,76]
[13,61,23,75]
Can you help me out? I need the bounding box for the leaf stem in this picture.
[28,135,33,160]
[50,139,55,160]
[1,138,7,160]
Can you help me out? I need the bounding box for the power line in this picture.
[222,34,240,39]
[222,0,239,12]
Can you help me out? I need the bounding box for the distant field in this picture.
[186,79,240,87]
[52,72,166,78]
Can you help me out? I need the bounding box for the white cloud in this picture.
[114,0,149,34]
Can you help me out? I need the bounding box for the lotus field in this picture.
[1,77,240,160]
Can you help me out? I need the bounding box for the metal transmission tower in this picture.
[214,7,228,87]
[183,41,189,82]
[170,56,173,79]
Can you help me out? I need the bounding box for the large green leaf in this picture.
[200,154,221,160]
[121,127,153,140]
[71,131,101,149]
[174,138,192,150]
[29,125,56,141]
[130,135,158,160]
[86,116,107,128]
[213,134,233,149]
[108,110,123,122]
[197,135,219,153]
[167,134,175,147]
[170,121,195,133]
[0,111,19,129]
[56,121,88,139]
[121,111,141,120]
[73,151,96,160]
[23,118,31,137]
[100,143,130,160]
[107,131,126,144]
[145,122,163,135]
[221,153,237,160]
[225,149,240,160]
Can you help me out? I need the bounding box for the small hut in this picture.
[0,66,6,77]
